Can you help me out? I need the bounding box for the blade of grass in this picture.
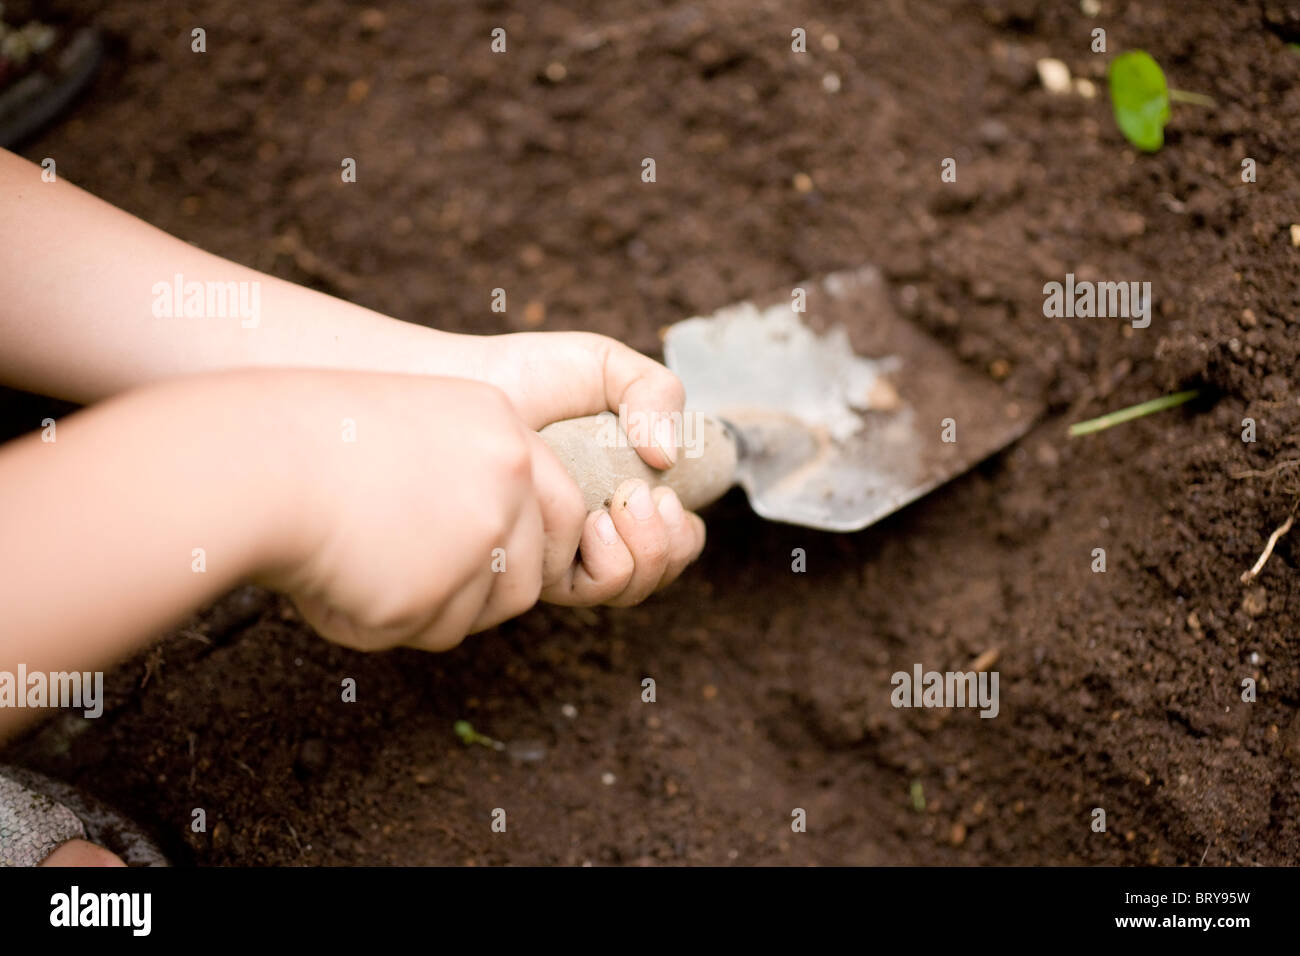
[1068,389,1199,438]
[1168,89,1216,107]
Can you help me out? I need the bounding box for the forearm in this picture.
[0,372,302,739]
[0,148,470,401]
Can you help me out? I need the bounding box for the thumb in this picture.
[494,331,686,471]
[603,341,685,471]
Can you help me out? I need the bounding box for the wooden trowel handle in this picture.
[539,412,738,514]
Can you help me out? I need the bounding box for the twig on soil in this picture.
[270,227,363,294]
[1241,511,1295,585]
[1230,459,1300,481]
[286,821,303,853]
[1068,390,1199,438]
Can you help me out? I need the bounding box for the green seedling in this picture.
[909,779,926,813]
[453,719,504,751]
[1068,389,1199,438]
[1108,50,1215,152]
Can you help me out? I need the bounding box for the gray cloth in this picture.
[0,765,168,866]
[0,770,86,866]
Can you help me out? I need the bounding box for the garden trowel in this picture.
[540,267,1038,532]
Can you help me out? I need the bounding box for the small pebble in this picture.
[792,172,813,193]
[296,737,329,775]
[519,243,545,268]
[347,78,371,104]
[561,703,578,719]
[544,61,567,82]
[1036,58,1072,95]
[601,772,616,786]
[821,33,840,51]
[822,72,841,93]
[978,118,1010,146]
[1242,588,1268,618]
[522,300,546,327]
[211,821,230,851]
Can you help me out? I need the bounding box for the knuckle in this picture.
[596,550,635,593]
[638,534,671,568]
[670,529,699,566]
[480,502,517,548]
[508,574,544,618]
[353,599,424,639]
[471,379,515,413]
[413,622,467,653]
[496,433,534,483]
[560,482,588,531]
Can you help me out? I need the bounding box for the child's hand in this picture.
[436,331,687,470]
[262,370,704,652]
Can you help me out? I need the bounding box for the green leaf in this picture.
[1108,50,1171,152]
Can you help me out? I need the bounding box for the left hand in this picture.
[429,330,708,606]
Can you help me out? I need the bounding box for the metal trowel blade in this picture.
[663,267,1039,532]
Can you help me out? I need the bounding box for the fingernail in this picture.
[654,418,677,466]
[595,511,618,545]
[625,481,655,520]
[657,488,683,524]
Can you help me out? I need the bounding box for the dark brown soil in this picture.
[4,0,1299,865]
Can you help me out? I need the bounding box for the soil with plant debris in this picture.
[3,0,1298,865]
